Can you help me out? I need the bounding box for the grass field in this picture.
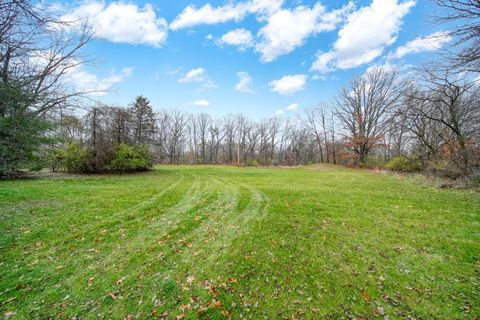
[0,165,479,319]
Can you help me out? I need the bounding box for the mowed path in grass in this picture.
[0,165,479,319]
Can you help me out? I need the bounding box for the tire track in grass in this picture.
[6,172,195,318]
[75,174,240,318]
[49,173,221,305]
[142,175,270,319]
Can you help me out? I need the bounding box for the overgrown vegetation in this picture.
[385,156,422,173]
[1,165,478,319]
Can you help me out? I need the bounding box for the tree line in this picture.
[1,0,479,180]
[46,67,479,179]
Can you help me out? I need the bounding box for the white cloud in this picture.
[269,74,307,95]
[235,72,254,93]
[193,99,210,107]
[285,103,299,111]
[389,31,451,59]
[256,2,353,62]
[179,67,217,89]
[170,0,283,30]
[275,102,299,115]
[179,68,207,83]
[219,29,254,50]
[67,66,134,96]
[311,0,415,73]
[61,1,168,47]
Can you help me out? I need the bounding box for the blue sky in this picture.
[55,0,450,119]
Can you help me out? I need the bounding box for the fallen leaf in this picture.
[180,303,191,311]
[186,275,195,285]
[175,314,185,320]
[210,299,222,308]
[221,309,232,318]
[108,292,119,300]
[55,265,64,270]
[361,292,370,301]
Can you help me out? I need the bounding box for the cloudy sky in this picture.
[54,0,450,118]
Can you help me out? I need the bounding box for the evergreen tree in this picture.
[129,96,155,145]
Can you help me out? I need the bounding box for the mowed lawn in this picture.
[0,165,479,319]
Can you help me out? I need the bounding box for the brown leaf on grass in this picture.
[186,243,193,248]
[393,245,404,252]
[158,311,169,318]
[108,292,119,300]
[373,306,385,316]
[125,315,133,320]
[116,278,124,286]
[198,306,209,315]
[193,251,201,256]
[88,277,94,285]
[186,275,195,285]
[151,309,157,317]
[175,314,185,320]
[55,265,64,270]
[194,215,202,221]
[228,277,237,283]
[180,303,191,311]
[361,292,370,301]
[148,217,155,222]
[221,309,232,318]
[210,299,222,308]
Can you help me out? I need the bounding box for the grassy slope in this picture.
[0,165,478,319]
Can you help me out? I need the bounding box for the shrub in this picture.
[385,156,422,173]
[44,148,67,172]
[248,160,260,167]
[109,143,153,173]
[64,142,89,173]
[360,155,385,169]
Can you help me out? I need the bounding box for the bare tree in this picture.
[432,0,480,72]
[406,70,480,176]
[335,68,405,164]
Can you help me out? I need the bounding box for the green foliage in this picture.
[109,143,153,172]
[385,156,422,172]
[44,147,67,172]
[360,155,385,169]
[247,159,260,167]
[64,142,89,174]
[0,82,50,177]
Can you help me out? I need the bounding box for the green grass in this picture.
[1,165,479,319]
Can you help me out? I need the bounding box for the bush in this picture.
[247,160,260,167]
[385,156,422,173]
[109,143,153,173]
[44,148,67,172]
[64,142,89,173]
[360,155,385,169]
